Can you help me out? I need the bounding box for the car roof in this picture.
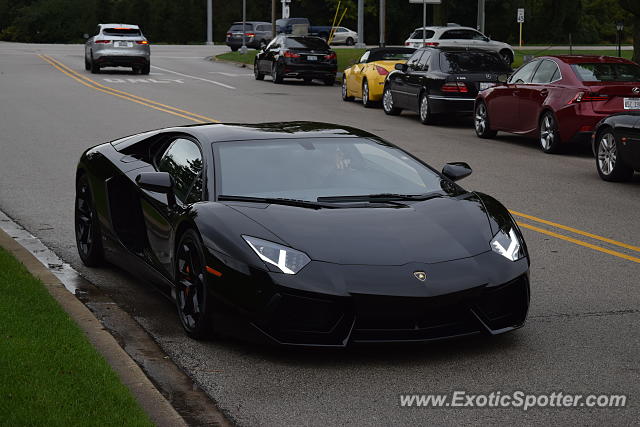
[413,26,476,31]
[543,55,636,65]
[231,21,270,25]
[100,23,140,29]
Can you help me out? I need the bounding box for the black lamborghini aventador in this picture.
[75,122,530,346]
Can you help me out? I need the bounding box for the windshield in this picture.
[409,30,435,40]
[229,23,254,31]
[103,28,141,36]
[213,138,447,201]
[439,51,511,73]
[571,63,640,82]
[285,37,329,50]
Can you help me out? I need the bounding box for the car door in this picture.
[349,50,369,97]
[140,136,204,276]
[393,50,424,108]
[623,116,640,169]
[405,50,432,111]
[332,27,346,44]
[487,59,540,130]
[259,36,280,72]
[437,29,465,48]
[521,59,561,133]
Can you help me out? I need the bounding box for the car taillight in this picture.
[441,82,468,93]
[568,91,609,104]
[324,53,337,60]
[136,40,149,45]
[245,33,255,37]
[95,40,111,44]
[375,65,389,76]
[424,42,439,47]
[283,50,301,58]
[226,32,232,37]
[404,42,410,46]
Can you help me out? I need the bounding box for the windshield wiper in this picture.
[317,192,443,203]
[218,195,336,209]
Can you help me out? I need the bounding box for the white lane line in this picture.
[209,72,253,77]
[151,65,236,89]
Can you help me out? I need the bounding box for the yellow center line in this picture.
[38,56,640,266]
[39,55,217,123]
[517,221,640,264]
[511,209,640,253]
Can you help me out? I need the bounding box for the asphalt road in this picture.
[1,42,639,425]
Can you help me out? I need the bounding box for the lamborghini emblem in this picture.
[413,271,427,281]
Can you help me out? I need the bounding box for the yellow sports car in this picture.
[342,47,415,107]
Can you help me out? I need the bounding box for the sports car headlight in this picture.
[490,227,524,261]
[242,235,311,274]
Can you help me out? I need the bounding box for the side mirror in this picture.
[442,162,472,181]
[395,63,408,72]
[83,33,89,40]
[497,73,509,83]
[482,36,490,42]
[136,172,176,205]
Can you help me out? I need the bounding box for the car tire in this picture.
[75,174,104,267]
[303,77,313,84]
[272,63,283,84]
[90,55,100,74]
[539,111,562,154]
[324,77,335,86]
[342,76,354,101]
[346,37,355,46]
[474,101,497,138]
[140,63,150,75]
[382,86,401,115]
[500,49,514,65]
[175,229,213,340]
[230,46,239,52]
[362,80,374,108]
[418,92,434,124]
[595,129,634,182]
[84,56,90,71]
[254,61,264,80]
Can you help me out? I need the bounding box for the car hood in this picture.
[226,194,494,265]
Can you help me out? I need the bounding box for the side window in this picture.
[157,138,203,204]
[508,60,540,84]
[416,51,431,71]
[531,60,560,84]
[406,51,424,70]
[336,28,347,33]
[440,30,463,40]
[469,30,486,40]
[359,51,370,64]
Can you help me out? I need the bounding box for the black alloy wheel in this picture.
[382,86,401,115]
[272,63,283,84]
[342,76,354,101]
[75,174,104,267]
[474,101,497,138]
[362,80,374,108]
[539,111,562,154]
[175,229,212,339]
[90,54,100,74]
[419,92,434,124]
[254,61,264,80]
[596,130,634,182]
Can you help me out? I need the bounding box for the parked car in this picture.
[342,47,415,107]
[276,17,332,39]
[225,21,278,51]
[592,112,640,181]
[474,55,640,153]
[331,27,357,45]
[84,23,150,74]
[404,25,514,65]
[382,47,512,123]
[254,35,337,85]
[74,121,530,345]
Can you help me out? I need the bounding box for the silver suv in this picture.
[85,24,150,74]
[404,25,515,65]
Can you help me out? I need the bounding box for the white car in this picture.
[331,27,358,46]
[404,25,514,65]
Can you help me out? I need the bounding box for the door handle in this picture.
[540,89,549,97]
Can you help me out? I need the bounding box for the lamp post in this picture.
[240,0,247,54]
[616,21,624,57]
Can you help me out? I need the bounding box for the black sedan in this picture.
[75,122,530,346]
[254,35,337,85]
[593,112,640,181]
[382,47,512,124]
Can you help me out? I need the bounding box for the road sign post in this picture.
[409,0,441,46]
[517,8,524,47]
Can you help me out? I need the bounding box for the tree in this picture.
[619,0,640,63]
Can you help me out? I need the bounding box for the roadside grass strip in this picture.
[0,247,152,426]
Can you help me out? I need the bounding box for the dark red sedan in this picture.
[474,55,640,153]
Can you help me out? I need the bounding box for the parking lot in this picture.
[1,41,639,425]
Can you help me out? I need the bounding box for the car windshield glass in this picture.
[440,51,511,73]
[229,23,254,31]
[410,30,435,39]
[103,28,141,36]
[571,63,640,82]
[369,49,415,62]
[213,138,446,201]
[285,37,329,49]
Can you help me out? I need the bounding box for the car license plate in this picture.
[307,55,317,61]
[115,41,133,48]
[479,82,495,91]
[623,97,640,110]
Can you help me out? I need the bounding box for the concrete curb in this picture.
[0,227,187,427]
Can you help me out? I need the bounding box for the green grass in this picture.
[0,247,152,426]
[216,48,367,72]
[513,49,633,68]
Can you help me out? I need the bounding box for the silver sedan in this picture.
[85,24,151,74]
[331,27,358,46]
